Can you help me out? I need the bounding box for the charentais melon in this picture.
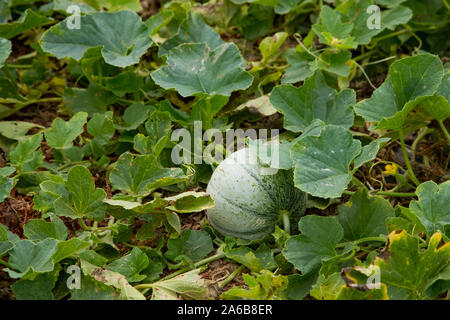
[206,147,306,240]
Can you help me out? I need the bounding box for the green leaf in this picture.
[6,238,58,279]
[23,217,68,241]
[312,6,357,49]
[89,268,146,300]
[159,12,223,56]
[87,112,115,145]
[259,32,288,63]
[150,268,209,300]
[54,166,106,221]
[354,54,444,130]
[166,229,213,262]
[109,247,149,283]
[41,11,152,67]
[290,125,361,198]
[0,121,42,141]
[0,166,15,202]
[116,103,154,131]
[337,188,395,241]
[0,9,52,39]
[151,42,253,97]
[63,85,117,116]
[72,275,119,300]
[104,70,143,97]
[375,231,450,299]
[11,264,61,300]
[0,38,11,67]
[45,112,87,149]
[221,270,287,300]
[98,0,142,12]
[53,238,90,263]
[164,191,214,213]
[282,215,344,274]
[407,181,450,237]
[311,270,388,300]
[317,50,352,77]
[10,133,43,172]
[281,48,315,84]
[109,152,186,197]
[270,71,355,132]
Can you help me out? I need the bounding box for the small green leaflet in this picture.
[41,11,152,67]
[10,133,43,172]
[270,71,355,132]
[151,42,253,97]
[0,38,11,67]
[44,112,87,149]
[290,125,361,198]
[0,166,15,202]
[406,181,450,238]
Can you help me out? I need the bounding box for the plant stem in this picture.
[351,177,366,188]
[78,218,92,231]
[0,258,11,268]
[373,191,416,198]
[398,129,420,186]
[281,210,290,234]
[135,252,226,289]
[335,236,386,249]
[438,120,450,142]
[344,190,416,198]
[218,265,245,289]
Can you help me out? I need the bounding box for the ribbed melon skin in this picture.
[206,148,306,240]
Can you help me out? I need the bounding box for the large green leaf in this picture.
[282,215,344,274]
[0,38,11,67]
[354,54,444,130]
[337,188,395,241]
[159,12,223,56]
[151,42,253,97]
[0,9,52,39]
[270,71,355,132]
[6,239,58,279]
[11,264,61,300]
[109,152,186,196]
[40,11,152,67]
[290,125,361,198]
[407,181,450,238]
[375,231,450,299]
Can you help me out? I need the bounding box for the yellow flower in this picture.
[330,37,341,47]
[382,163,398,175]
